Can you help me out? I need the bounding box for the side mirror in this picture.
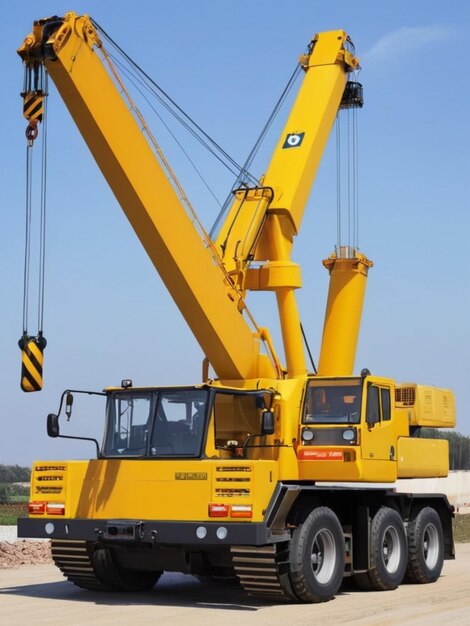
[261,410,275,435]
[47,413,60,438]
[65,392,74,420]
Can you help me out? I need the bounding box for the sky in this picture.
[1,0,469,466]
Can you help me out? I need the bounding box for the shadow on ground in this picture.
[0,572,267,611]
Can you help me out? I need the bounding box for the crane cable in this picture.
[92,17,303,248]
[211,62,302,238]
[300,323,317,375]
[91,18,258,187]
[335,75,361,253]
[96,44,283,378]
[19,65,48,392]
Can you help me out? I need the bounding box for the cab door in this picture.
[361,381,397,462]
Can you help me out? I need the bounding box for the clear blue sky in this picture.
[1,1,469,465]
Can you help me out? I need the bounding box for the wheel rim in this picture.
[382,525,401,574]
[310,529,336,584]
[422,523,439,569]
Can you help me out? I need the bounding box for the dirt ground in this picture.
[1,545,469,626]
[0,540,51,569]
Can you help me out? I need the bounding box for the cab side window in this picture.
[366,385,391,424]
[381,388,391,421]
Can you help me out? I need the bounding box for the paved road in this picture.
[1,544,469,626]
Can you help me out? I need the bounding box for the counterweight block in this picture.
[19,334,47,392]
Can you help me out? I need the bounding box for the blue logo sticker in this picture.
[282,132,305,149]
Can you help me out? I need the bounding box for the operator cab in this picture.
[103,385,275,459]
[47,384,275,460]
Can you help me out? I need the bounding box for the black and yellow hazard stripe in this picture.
[22,91,44,122]
[20,336,46,392]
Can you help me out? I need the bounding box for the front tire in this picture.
[289,506,345,603]
[405,507,444,583]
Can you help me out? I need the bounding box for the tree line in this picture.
[0,464,31,483]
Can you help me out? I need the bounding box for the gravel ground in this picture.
[0,526,51,569]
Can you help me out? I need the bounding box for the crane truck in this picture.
[17,13,456,603]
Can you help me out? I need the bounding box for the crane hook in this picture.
[25,120,39,142]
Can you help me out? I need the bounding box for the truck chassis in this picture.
[19,484,454,602]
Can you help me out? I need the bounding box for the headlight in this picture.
[342,428,356,442]
[302,429,314,442]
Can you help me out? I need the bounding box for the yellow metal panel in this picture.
[245,262,302,291]
[395,384,456,428]
[307,31,349,67]
[298,454,397,482]
[214,188,272,281]
[359,459,397,482]
[30,459,278,523]
[397,438,449,478]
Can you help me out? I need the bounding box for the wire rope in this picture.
[22,143,33,335]
[92,19,258,186]
[38,73,48,333]
[110,54,223,210]
[211,63,302,238]
[300,323,317,374]
[336,114,342,249]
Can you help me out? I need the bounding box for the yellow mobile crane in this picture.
[17,13,456,603]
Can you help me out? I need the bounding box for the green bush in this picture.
[0,483,11,501]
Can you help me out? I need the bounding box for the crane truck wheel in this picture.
[92,547,162,591]
[288,506,345,603]
[404,507,444,584]
[366,506,407,591]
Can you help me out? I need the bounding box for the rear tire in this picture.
[289,506,345,603]
[405,507,444,583]
[367,506,407,591]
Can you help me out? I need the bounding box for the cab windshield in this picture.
[303,378,362,424]
[102,388,208,457]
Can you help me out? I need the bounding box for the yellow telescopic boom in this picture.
[18,13,278,381]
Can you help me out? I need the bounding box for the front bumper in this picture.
[18,517,277,546]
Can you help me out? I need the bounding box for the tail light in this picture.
[209,503,229,517]
[29,501,46,515]
[46,502,65,516]
[231,505,252,518]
